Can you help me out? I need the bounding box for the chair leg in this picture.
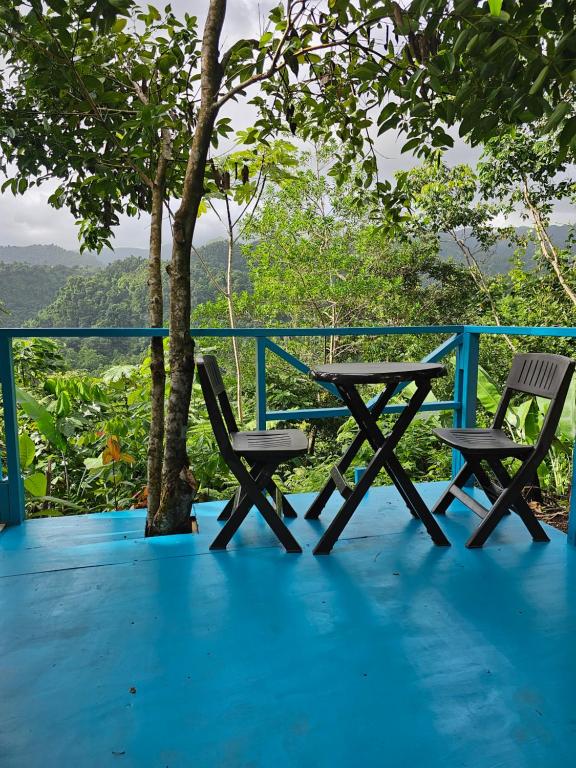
[465,464,549,548]
[210,463,301,553]
[432,462,474,515]
[465,495,510,548]
[490,460,549,543]
[219,467,296,522]
[210,489,253,550]
[211,465,273,550]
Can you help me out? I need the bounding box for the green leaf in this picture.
[18,432,36,468]
[529,65,550,96]
[508,398,533,435]
[24,472,47,497]
[558,116,576,147]
[84,456,104,470]
[36,495,84,511]
[557,375,576,441]
[488,0,503,16]
[542,101,570,133]
[401,137,421,153]
[540,7,559,32]
[111,17,127,32]
[486,36,509,57]
[157,53,177,74]
[453,29,470,57]
[16,387,66,451]
[477,366,501,414]
[56,391,71,418]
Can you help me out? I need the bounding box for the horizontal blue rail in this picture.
[1,325,575,539]
[1,324,575,338]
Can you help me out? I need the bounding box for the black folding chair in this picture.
[196,354,307,553]
[432,353,575,548]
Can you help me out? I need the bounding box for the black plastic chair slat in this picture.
[507,353,571,398]
[202,354,226,395]
[433,352,575,548]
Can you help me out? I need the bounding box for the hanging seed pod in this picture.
[241,164,249,185]
[222,171,230,190]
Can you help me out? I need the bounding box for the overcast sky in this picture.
[0,0,573,251]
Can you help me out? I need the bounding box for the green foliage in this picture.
[377,1,576,155]
[1,149,574,519]
[7,245,250,370]
[0,0,200,251]
[229,153,473,335]
[0,263,79,328]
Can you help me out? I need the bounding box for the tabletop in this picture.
[309,361,446,385]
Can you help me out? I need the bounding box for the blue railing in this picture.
[1,325,575,541]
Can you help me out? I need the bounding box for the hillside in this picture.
[0,243,101,267]
[21,241,250,369]
[438,224,571,274]
[3,225,572,272]
[0,263,80,328]
[0,240,249,333]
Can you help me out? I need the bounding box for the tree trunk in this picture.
[224,195,243,422]
[522,180,576,307]
[450,231,515,351]
[148,0,227,535]
[145,131,170,534]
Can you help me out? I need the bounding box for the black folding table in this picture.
[305,362,451,554]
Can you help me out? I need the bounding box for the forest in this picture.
[4,147,575,529]
[0,0,575,537]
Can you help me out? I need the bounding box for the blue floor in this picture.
[1,481,576,768]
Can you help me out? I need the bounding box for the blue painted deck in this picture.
[1,481,575,768]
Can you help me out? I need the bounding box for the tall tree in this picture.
[0,0,202,528]
[478,128,576,308]
[397,158,516,342]
[202,136,298,421]
[1,0,390,534]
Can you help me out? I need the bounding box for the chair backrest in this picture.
[492,353,575,454]
[196,355,239,457]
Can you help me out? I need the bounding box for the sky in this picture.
[0,0,573,251]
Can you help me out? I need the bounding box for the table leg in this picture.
[305,383,397,520]
[384,454,451,546]
[313,447,388,555]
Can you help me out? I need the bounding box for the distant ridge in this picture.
[0,243,172,266]
[439,224,571,274]
[0,225,572,272]
[0,243,101,267]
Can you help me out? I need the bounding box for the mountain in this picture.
[94,246,153,264]
[0,263,79,328]
[2,241,250,369]
[0,244,101,267]
[3,225,572,271]
[439,224,571,274]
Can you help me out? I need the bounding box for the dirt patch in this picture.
[530,494,570,534]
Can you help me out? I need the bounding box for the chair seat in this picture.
[434,428,533,457]
[231,429,308,459]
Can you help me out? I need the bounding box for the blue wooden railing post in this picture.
[255,337,267,430]
[568,441,576,546]
[0,334,25,526]
[452,329,480,481]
